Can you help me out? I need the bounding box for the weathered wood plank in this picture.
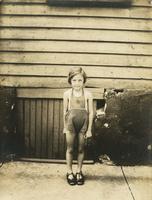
[41,100,48,158]
[131,0,152,6]
[53,100,60,159]
[1,16,151,31]
[1,64,152,79]
[1,28,151,43]
[1,4,151,19]
[29,99,36,157]
[16,88,104,99]
[1,76,152,89]
[1,0,151,6]
[0,52,151,67]
[16,99,24,152]
[24,99,30,156]
[59,101,65,158]
[47,100,54,158]
[90,79,152,89]
[35,100,42,158]
[1,40,151,55]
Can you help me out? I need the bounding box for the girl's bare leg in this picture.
[66,131,75,173]
[77,133,85,172]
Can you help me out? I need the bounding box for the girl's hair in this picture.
[68,67,87,84]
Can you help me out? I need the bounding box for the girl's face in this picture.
[71,74,84,91]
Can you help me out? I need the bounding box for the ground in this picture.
[0,161,151,200]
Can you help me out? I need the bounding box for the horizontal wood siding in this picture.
[0,40,152,55]
[1,4,152,18]
[1,29,151,43]
[1,16,152,30]
[0,0,152,90]
[0,0,152,159]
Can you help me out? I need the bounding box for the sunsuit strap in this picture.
[68,88,88,111]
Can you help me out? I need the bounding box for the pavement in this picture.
[0,161,151,200]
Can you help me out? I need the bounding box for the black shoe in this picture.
[66,173,76,186]
[76,171,85,185]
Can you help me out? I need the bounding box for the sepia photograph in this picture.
[0,0,152,199]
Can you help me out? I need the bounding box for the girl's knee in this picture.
[67,147,74,154]
[78,147,85,154]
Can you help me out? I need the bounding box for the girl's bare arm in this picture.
[86,92,93,137]
[63,91,68,134]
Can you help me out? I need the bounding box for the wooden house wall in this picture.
[0,0,152,159]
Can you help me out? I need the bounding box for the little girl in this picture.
[63,67,93,185]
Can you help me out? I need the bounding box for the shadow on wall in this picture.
[93,89,152,166]
[0,87,17,163]
[47,0,132,8]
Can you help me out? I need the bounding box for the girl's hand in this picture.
[85,130,92,138]
[63,127,68,134]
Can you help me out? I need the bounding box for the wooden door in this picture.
[17,98,66,159]
[16,88,102,160]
